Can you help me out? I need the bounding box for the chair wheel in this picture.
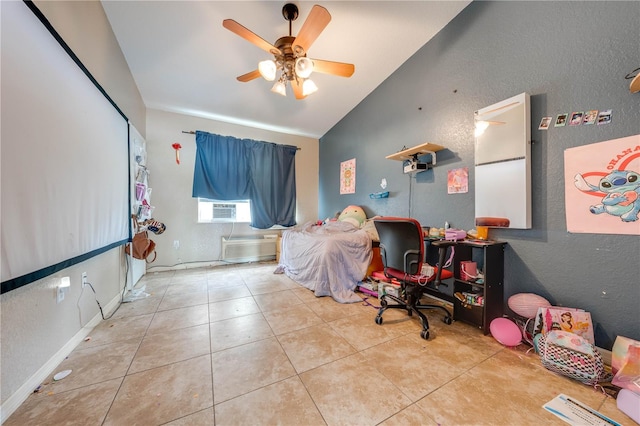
[420,330,430,340]
[443,316,453,325]
[375,316,383,325]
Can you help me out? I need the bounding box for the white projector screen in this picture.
[1,1,130,293]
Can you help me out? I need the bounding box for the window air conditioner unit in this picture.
[212,203,236,220]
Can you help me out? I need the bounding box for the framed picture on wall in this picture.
[340,158,356,194]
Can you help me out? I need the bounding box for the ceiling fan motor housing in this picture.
[274,36,300,81]
[276,3,306,82]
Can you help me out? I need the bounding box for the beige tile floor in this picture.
[6,262,632,425]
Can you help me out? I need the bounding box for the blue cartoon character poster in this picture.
[564,134,640,235]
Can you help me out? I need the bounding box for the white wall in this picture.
[144,109,319,270]
[0,253,125,412]
[1,0,145,416]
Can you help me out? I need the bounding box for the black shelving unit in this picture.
[452,241,506,334]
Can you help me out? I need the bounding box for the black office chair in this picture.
[373,217,455,339]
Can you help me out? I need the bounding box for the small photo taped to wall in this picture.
[597,109,612,125]
[582,110,598,125]
[538,116,552,130]
[569,111,584,126]
[555,113,568,127]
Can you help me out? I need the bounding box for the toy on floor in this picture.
[490,317,522,347]
[508,293,551,319]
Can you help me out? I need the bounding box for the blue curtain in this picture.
[192,132,250,200]
[192,131,297,229]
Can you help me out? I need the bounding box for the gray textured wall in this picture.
[319,1,640,348]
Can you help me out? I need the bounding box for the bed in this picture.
[275,220,373,303]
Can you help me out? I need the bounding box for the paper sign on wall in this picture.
[340,158,356,194]
[564,134,640,235]
[448,167,468,194]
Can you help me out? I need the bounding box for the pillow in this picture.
[338,205,366,227]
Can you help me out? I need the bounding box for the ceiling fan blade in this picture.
[223,19,281,55]
[311,59,355,78]
[237,70,261,82]
[292,5,331,53]
[291,79,306,100]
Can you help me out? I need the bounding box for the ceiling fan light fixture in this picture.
[294,57,314,78]
[271,80,287,96]
[258,60,277,81]
[302,79,318,96]
[224,3,354,100]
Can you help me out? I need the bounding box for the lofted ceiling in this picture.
[102,1,471,139]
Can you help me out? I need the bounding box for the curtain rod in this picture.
[181,130,301,150]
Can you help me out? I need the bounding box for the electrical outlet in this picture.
[56,286,65,303]
[173,240,180,250]
[82,272,88,288]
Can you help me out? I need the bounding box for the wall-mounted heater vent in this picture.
[221,236,277,262]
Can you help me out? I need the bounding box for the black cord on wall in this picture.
[83,251,130,320]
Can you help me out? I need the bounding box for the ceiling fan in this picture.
[223,3,355,100]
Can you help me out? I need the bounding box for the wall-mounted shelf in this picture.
[386,142,445,173]
[386,142,445,161]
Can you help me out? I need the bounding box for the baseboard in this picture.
[147,259,276,273]
[147,260,225,272]
[0,293,121,423]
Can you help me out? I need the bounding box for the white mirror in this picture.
[474,92,531,229]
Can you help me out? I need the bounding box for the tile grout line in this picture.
[100,275,166,425]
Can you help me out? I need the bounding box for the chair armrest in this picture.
[431,240,457,286]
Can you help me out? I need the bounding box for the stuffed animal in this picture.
[338,205,366,227]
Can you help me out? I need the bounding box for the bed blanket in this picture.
[275,221,372,303]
